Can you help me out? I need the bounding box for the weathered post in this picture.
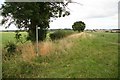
[36,25,40,56]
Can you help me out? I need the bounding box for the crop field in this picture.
[1,31,119,78]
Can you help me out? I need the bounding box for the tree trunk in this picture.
[27,20,47,42]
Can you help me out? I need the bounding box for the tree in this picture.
[0,2,70,41]
[72,21,86,32]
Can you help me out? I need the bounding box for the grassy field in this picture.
[1,31,119,78]
[1,32,27,46]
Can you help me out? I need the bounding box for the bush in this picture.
[4,41,17,54]
[15,31,22,43]
[105,31,109,32]
[50,30,73,40]
[15,31,28,44]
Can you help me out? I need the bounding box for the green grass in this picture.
[1,32,27,47]
[2,32,119,78]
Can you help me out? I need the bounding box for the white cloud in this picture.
[50,0,119,29]
[0,0,119,30]
[68,0,118,18]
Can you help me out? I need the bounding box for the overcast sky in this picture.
[0,0,119,30]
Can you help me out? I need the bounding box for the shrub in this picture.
[15,31,28,44]
[4,41,17,54]
[15,31,22,43]
[105,31,109,32]
[50,30,73,40]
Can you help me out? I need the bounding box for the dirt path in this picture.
[67,32,93,39]
[68,32,84,38]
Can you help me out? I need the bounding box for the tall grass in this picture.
[20,43,36,61]
[17,33,75,61]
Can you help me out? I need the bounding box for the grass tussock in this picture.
[20,43,36,61]
[39,41,54,56]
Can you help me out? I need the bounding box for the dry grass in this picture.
[20,43,36,61]
[19,39,73,61]
[68,32,83,38]
[18,32,93,61]
[67,32,94,39]
[39,41,54,56]
[57,38,73,50]
[38,38,73,56]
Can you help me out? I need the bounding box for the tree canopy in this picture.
[72,21,86,32]
[0,2,70,41]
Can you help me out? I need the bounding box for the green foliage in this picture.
[27,28,47,41]
[15,31,28,44]
[72,21,86,32]
[4,41,17,54]
[1,2,70,41]
[50,30,73,40]
[15,31,22,43]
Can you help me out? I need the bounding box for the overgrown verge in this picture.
[2,32,118,78]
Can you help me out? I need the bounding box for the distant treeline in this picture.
[1,29,120,32]
[85,29,120,33]
[49,28,72,31]
[1,28,73,32]
[0,30,26,32]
